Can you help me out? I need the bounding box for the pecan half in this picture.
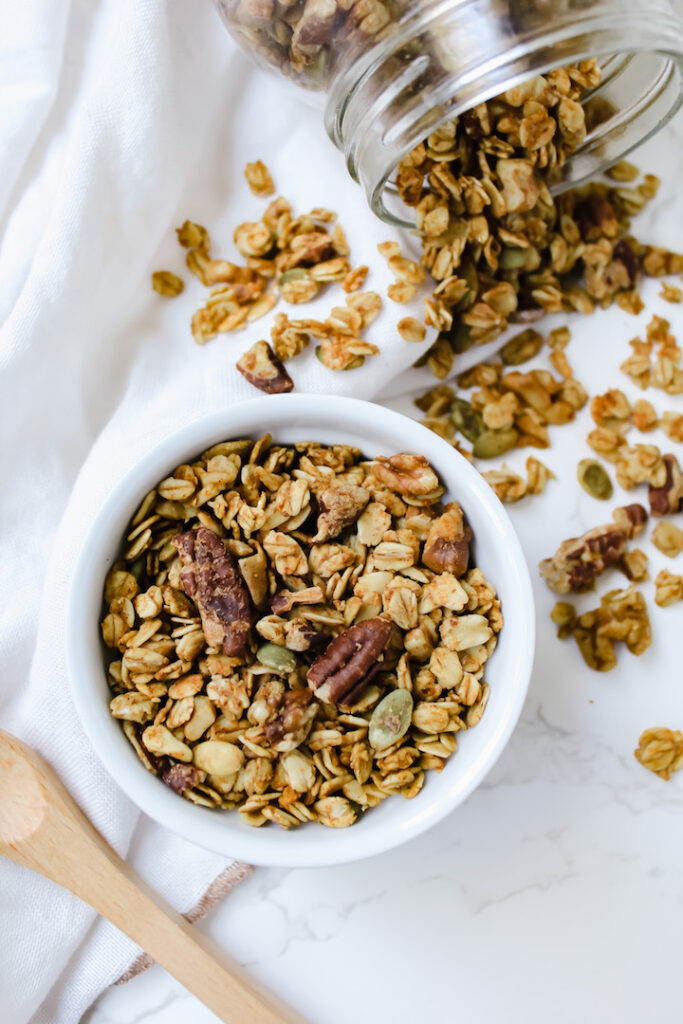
[307,617,393,706]
[422,502,472,577]
[161,763,202,794]
[172,527,252,655]
[538,505,648,594]
[649,454,683,516]
[236,340,293,394]
[264,688,317,752]
[312,484,370,543]
[371,453,440,496]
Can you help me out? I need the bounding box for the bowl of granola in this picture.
[68,394,534,866]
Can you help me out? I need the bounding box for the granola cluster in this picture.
[551,585,651,672]
[101,439,502,829]
[620,314,683,395]
[413,327,584,494]
[395,63,682,378]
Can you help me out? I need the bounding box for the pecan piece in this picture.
[264,688,317,752]
[538,505,648,594]
[161,763,202,794]
[422,502,472,577]
[270,586,324,614]
[648,453,683,516]
[371,453,440,496]
[312,484,370,543]
[236,340,293,394]
[172,527,252,655]
[307,617,393,706]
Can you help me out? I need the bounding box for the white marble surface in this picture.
[84,115,683,1024]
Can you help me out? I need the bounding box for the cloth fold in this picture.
[0,1,450,1020]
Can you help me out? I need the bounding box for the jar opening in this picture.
[327,13,683,227]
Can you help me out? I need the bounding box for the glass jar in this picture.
[214,0,683,226]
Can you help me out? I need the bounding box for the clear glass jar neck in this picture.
[325,0,683,226]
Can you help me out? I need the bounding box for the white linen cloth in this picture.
[0,1,452,1021]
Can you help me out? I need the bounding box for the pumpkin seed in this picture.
[449,322,475,353]
[256,642,297,674]
[472,427,519,459]
[450,398,485,443]
[577,458,613,500]
[501,328,544,365]
[278,268,310,286]
[369,688,414,751]
[129,555,146,582]
[498,246,528,270]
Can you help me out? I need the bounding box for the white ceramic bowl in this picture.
[68,395,534,867]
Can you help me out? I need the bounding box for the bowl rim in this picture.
[67,394,534,867]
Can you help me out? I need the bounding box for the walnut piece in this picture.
[264,689,318,752]
[236,340,294,394]
[371,453,440,496]
[161,763,202,794]
[173,527,252,655]
[312,484,370,543]
[422,502,472,577]
[307,617,393,706]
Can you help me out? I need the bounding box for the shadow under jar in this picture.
[214,0,683,225]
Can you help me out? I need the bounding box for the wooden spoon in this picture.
[0,729,305,1024]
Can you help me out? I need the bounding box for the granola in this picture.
[539,504,648,593]
[553,585,651,671]
[102,438,502,829]
[654,569,683,607]
[635,728,683,779]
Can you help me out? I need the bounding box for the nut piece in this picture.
[307,617,393,706]
[635,727,683,779]
[312,484,370,543]
[236,340,294,394]
[422,503,472,577]
[173,527,252,655]
[161,763,202,794]
[648,453,683,516]
[263,688,317,752]
[539,506,648,593]
[371,453,440,496]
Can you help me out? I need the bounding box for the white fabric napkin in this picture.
[0,1,464,1020]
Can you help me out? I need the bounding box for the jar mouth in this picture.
[326,11,683,227]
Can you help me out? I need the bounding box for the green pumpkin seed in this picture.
[368,689,414,751]
[278,268,310,286]
[449,323,475,353]
[498,246,528,270]
[472,427,519,459]
[577,458,613,500]
[450,398,485,443]
[129,556,146,583]
[256,643,297,674]
[501,328,544,365]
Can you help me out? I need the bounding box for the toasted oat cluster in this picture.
[415,332,587,466]
[101,438,502,829]
[635,728,683,780]
[551,585,652,673]
[395,63,682,378]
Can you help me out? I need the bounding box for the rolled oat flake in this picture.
[369,689,414,751]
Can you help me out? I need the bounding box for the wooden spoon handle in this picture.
[3,737,304,1024]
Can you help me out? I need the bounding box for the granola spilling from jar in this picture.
[395,62,682,378]
[101,438,502,829]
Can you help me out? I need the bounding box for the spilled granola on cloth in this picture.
[101,438,502,829]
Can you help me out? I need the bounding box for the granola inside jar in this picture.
[213,0,683,224]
